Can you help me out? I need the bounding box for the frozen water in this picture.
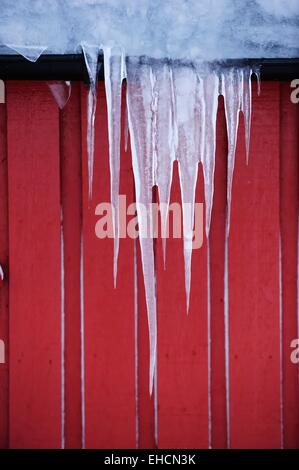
[0,1,298,59]
[104,47,125,286]
[48,81,71,109]
[5,44,47,62]
[81,43,101,198]
[126,57,157,393]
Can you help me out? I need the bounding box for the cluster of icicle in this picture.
[80,45,260,394]
[4,44,260,394]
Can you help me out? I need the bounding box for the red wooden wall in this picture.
[0,80,298,448]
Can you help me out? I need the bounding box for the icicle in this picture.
[6,44,47,62]
[198,68,219,237]
[222,67,241,235]
[152,62,175,268]
[0,265,4,281]
[126,57,157,394]
[253,64,262,96]
[173,64,199,311]
[104,47,125,287]
[48,81,71,109]
[240,67,252,164]
[81,43,101,199]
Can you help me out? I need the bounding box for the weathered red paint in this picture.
[209,97,228,448]
[280,82,299,448]
[0,97,9,449]
[81,84,136,448]
[0,80,298,449]
[7,81,62,448]
[229,82,281,448]
[60,82,83,448]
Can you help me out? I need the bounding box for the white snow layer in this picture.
[0,0,299,59]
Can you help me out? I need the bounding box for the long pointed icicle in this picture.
[240,67,253,164]
[199,68,219,237]
[126,57,157,394]
[104,47,125,287]
[222,67,241,235]
[153,63,175,268]
[173,64,199,312]
[222,65,257,234]
[81,43,101,199]
[48,81,72,109]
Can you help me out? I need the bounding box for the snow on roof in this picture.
[0,0,298,60]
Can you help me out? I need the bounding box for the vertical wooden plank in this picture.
[0,86,9,449]
[280,82,299,448]
[81,83,136,448]
[60,83,83,448]
[229,82,281,448]
[136,238,156,448]
[7,81,62,448]
[210,97,228,448]
[156,162,208,448]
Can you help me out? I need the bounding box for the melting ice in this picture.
[124,59,259,390]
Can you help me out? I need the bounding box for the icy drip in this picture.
[6,44,47,62]
[173,64,199,311]
[81,44,101,198]
[153,63,175,267]
[222,67,241,235]
[48,81,71,109]
[199,69,219,238]
[125,60,258,389]
[126,58,157,393]
[104,47,125,287]
[221,65,260,234]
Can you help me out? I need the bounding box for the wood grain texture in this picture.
[60,83,83,448]
[1,79,298,449]
[156,162,208,449]
[229,82,281,448]
[81,83,136,448]
[0,96,9,449]
[7,81,62,448]
[279,82,299,448]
